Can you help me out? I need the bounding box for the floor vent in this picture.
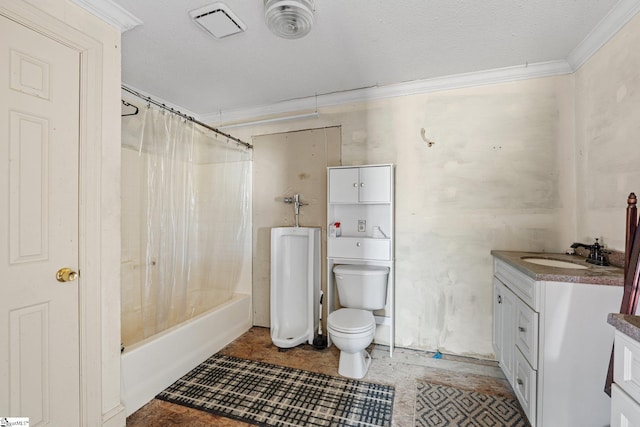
[190,2,246,39]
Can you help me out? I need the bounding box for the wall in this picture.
[220,3,640,360]
[575,13,640,250]
[251,128,341,327]
[229,74,574,357]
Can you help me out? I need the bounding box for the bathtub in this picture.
[121,293,252,416]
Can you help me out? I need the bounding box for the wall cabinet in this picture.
[492,257,622,426]
[328,166,391,203]
[327,164,394,355]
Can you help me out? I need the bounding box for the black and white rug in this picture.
[414,382,527,427]
[157,354,395,426]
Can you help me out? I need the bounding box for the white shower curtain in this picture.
[120,106,251,345]
[140,109,195,337]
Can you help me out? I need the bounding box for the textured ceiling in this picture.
[115,0,624,119]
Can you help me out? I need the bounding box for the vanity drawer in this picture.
[614,331,640,404]
[611,384,640,427]
[494,259,539,310]
[514,349,537,427]
[328,237,390,260]
[516,298,539,369]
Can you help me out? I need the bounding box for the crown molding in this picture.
[204,1,640,126]
[70,0,142,32]
[567,0,640,71]
[204,60,572,125]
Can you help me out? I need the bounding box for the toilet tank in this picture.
[333,265,389,310]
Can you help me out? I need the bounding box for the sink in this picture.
[521,257,589,269]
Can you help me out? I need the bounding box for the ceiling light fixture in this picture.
[264,0,315,39]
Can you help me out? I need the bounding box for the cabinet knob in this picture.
[516,378,524,386]
[360,182,365,187]
[353,182,358,187]
[497,295,502,304]
[518,326,526,332]
[356,242,361,247]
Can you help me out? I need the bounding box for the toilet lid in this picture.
[328,309,375,334]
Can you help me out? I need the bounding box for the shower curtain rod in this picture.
[121,85,253,150]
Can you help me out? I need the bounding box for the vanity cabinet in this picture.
[492,256,622,427]
[492,278,516,384]
[327,164,394,355]
[611,331,640,426]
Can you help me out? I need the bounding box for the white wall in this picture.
[228,15,640,357]
[116,5,640,362]
[229,74,575,357]
[575,13,640,250]
[251,128,341,327]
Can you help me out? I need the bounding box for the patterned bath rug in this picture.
[157,353,395,426]
[414,382,527,427]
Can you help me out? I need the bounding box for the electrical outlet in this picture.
[357,219,366,232]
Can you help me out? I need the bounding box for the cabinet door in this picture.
[514,349,537,427]
[515,299,539,369]
[492,279,503,360]
[493,278,516,383]
[329,168,359,203]
[611,384,640,427]
[359,166,391,202]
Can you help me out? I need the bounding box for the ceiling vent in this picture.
[190,3,247,39]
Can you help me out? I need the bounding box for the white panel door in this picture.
[0,15,80,424]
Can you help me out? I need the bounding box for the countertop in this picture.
[491,250,624,286]
[608,313,640,341]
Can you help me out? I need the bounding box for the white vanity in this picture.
[608,314,640,426]
[492,251,624,426]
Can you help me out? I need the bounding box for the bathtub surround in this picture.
[121,105,252,347]
[121,295,251,416]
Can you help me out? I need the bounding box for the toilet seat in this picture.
[328,308,375,334]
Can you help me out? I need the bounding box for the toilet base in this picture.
[338,349,372,379]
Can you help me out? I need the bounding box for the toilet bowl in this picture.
[328,308,376,378]
[329,264,389,379]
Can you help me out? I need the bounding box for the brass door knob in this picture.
[56,268,78,282]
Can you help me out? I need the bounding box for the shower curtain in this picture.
[121,106,251,346]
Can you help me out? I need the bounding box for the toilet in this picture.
[328,264,389,379]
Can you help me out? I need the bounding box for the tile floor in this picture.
[126,327,517,426]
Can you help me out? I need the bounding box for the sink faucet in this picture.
[571,239,608,266]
